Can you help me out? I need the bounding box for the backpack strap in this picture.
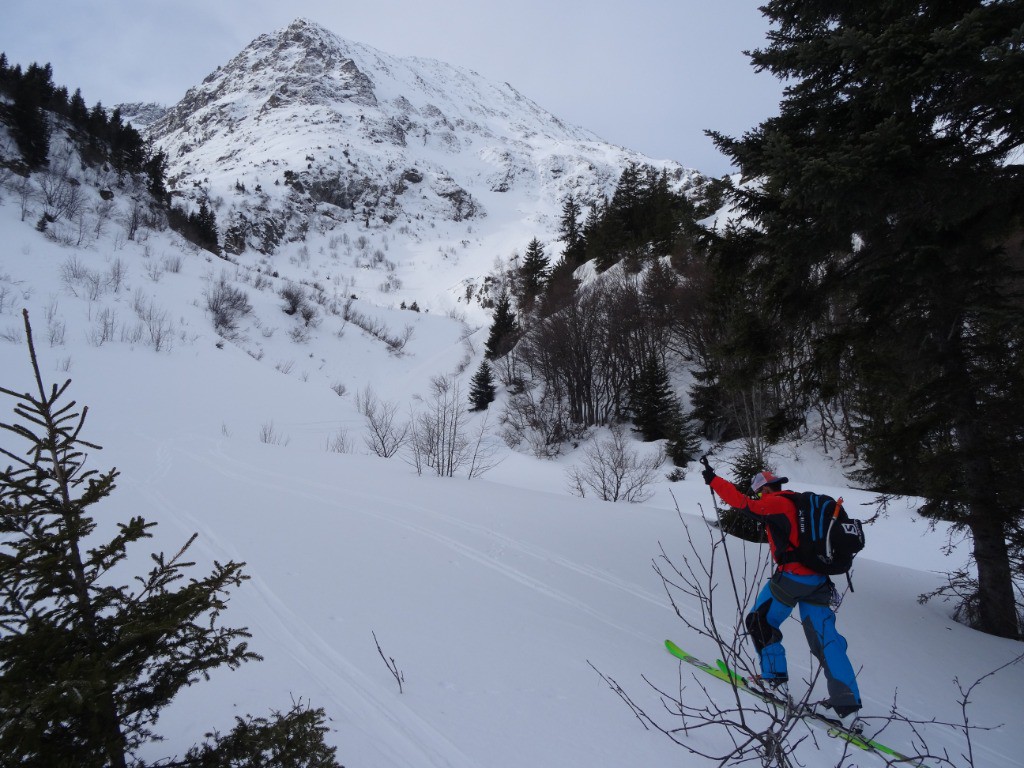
[771,491,801,566]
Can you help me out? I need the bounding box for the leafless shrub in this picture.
[288,326,311,343]
[163,254,184,274]
[206,273,253,338]
[372,631,405,694]
[298,302,319,328]
[14,173,34,222]
[107,258,129,293]
[466,411,504,479]
[38,166,85,222]
[131,288,173,352]
[379,274,402,293]
[325,428,354,454]
[124,200,146,241]
[0,326,23,343]
[93,198,115,239]
[357,385,408,458]
[566,424,662,503]
[146,260,164,283]
[258,421,290,446]
[45,298,65,347]
[501,382,577,458]
[120,322,144,345]
[89,308,119,347]
[344,304,413,355]
[280,283,306,316]
[60,257,105,301]
[60,255,88,284]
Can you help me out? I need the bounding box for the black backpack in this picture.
[777,491,866,577]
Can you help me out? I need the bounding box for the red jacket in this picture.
[710,475,816,576]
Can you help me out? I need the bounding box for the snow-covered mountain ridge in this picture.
[142,18,702,309]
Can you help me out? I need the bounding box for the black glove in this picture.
[701,465,716,485]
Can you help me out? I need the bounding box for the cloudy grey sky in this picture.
[2,0,782,176]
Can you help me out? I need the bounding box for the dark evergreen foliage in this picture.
[484,292,517,360]
[585,164,690,272]
[516,238,550,310]
[182,701,342,767]
[630,351,701,468]
[710,0,1024,638]
[0,54,155,178]
[557,193,586,267]
[630,352,678,442]
[168,202,221,254]
[7,62,53,168]
[144,149,169,202]
[468,360,497,411]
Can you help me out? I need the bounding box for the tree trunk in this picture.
[969,510,1020,639]
[959,411,1020,640]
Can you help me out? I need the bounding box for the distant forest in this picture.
[0,54,220,252]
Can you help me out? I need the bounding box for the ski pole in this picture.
[701,454,725,530]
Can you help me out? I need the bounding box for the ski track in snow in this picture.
[118,434,1021,768]
[124,434,687,765]
[128,438,481,768]
[193,436,677,641]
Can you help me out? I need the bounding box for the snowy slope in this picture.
[2,19,1023,765]
[2,158,1023,768]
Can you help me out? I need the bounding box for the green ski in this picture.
[665,639,922,764]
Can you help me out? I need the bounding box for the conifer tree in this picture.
[664,408,702,470]
[710,0,1024,638]
[144,148,169,203]
[9,63,52,168]
[68,87,89,130]
[630,352,700,468]
[582,200,609,267]
[0,311,272,766]
[190,202,220,254]
[484,291,517,360]
[558,193,586,266]
[630,352,676,442]
[517,238,550,310]
[468,360,497,411]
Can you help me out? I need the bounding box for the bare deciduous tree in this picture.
[466,410,504,479]
[408,375,470,477]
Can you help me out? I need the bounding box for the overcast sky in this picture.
[2,0,782,176]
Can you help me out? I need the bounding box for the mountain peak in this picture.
[148,20,696,259]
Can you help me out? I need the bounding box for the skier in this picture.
[701,462,862,730]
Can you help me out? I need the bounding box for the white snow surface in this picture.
[2,72,1023,768]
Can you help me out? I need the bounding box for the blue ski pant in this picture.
[746,571,861,715]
